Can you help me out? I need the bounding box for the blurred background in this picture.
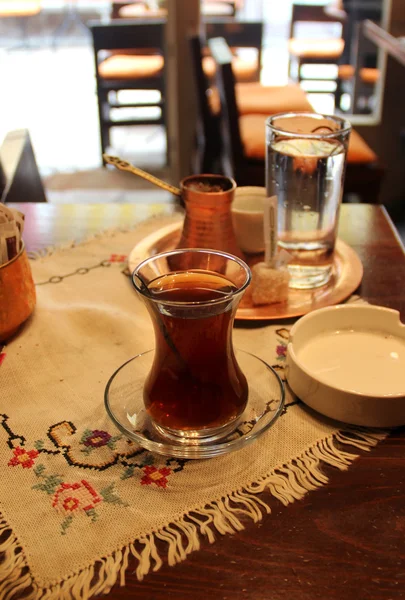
[1,0,404,239]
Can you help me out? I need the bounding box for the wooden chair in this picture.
[189,34,314,174]
[288,3,346,92]
[335,21,380,113]
[208,36,385,203]
[0,129,47,204]
[335,64,380,113]
[203,19,263,84]
[88,19,166,164]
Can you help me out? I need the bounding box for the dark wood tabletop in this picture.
[9,202,405,600]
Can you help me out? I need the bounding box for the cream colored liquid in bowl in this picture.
[297,329,405,396]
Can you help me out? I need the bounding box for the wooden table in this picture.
[9,202,405,600]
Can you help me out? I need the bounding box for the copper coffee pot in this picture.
[103,156,244,265]
[176,174,244,258]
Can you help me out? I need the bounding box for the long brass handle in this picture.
[103,154,182,197]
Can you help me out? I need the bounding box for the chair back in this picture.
[189,34,223,172]
[208,36,245,177]
[205,19,263,47]
[88,19,167,163]
[289,3,345,39]
[189,35,214,138]
[205,19,263,80]
[89,19,165,54]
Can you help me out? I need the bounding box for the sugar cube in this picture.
[251,262,290,306]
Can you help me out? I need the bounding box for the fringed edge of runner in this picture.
[0,426,387,600]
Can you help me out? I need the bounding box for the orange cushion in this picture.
[238,115,377,164]
[203,55,259,82]
[288,38,344,59]
[338,64,380,84]
[209,83,314,115]
[0,1,41,17]
[239,114,268,160]
[118,5,167,18]
[98,54,164,80]
[347,129,377,163]
[337,64,355,80]
[360,67,380,84]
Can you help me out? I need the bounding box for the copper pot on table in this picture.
[0,244,36,342]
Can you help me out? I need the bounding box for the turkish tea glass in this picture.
[266,112,352,289]
[132,248,251,444]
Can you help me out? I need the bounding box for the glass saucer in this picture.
[104,350,285,459]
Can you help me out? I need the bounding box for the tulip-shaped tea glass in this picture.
[131,248,251,443]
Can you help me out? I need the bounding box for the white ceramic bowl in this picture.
[286,304,405,427]
[232,186,266,254]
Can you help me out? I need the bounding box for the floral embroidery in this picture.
[83,429,111,448]
[0,352,6,366]
[79,428,122,456]
[52,480,102,514]
[8,446,39,469]
[276,344,287,360]
[43,421,140,468]
[121,452,155,480]
[32,463,128,534]
[1,416,188,534]
[83,429,112,448]
[108,254,127,263]
[141,466,172,488]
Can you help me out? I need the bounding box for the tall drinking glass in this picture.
[266,112,352,289]
[132,249,251,444]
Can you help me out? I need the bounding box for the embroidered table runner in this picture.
[0,215,386,600]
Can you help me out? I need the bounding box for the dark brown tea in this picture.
[143,270,248,433]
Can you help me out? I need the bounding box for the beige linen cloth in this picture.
[0,215,386,600]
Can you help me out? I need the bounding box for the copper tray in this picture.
[128,222,363,321]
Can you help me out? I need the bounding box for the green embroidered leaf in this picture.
[80,446,93,455]
[85,508,99,522]
[32,474,64,495]
[121,465,135,480]
[80,428,93,444]
[100,483,128,506]
[34,440,45,450]
[33,464,46,477]
[142,454,155,466]
[107,435,122,450]
[61,515,74,535]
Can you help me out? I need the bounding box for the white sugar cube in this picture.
[251,262,290,306]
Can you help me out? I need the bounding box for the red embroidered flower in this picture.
[52,480,102,514]
[141,466,171,488]
[83,430,112,448]
[8,447,39,469]
[276,344,287,358]
[108,254,127,263]
[0,352,6,366]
